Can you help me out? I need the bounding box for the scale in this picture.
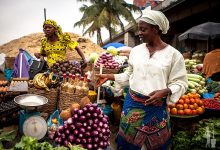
[14,94,48,140]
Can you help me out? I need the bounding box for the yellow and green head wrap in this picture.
[43,19,63,37]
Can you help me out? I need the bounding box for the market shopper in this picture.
[34,19,87,68]
[202,39,220,81]
[96,10,188,150]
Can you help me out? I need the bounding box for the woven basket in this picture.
[28,87,58,114]
[5,57,15,69]
[59,90,87,111]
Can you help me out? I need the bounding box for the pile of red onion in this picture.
[95,53,120,69]
[53,104,111,150]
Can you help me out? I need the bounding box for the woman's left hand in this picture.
[145,89,171,105]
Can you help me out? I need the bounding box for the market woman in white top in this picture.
[97,10,188,150]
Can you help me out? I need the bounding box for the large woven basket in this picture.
[59,90,87,111]
[28,87,58,114]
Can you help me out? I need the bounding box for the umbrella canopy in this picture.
[103,42,125,49]
[178,22,220,41]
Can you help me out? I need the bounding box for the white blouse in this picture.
[114,43,188,104]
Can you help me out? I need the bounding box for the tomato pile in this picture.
[168,93,205,116]
[202,99,220,110]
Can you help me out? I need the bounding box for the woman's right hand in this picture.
[95,74,114,88]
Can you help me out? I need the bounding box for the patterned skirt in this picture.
[116,89,171,150]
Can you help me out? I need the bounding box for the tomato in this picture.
[184,109,192,115]
[189,105,195,110]
[190,98,195,104]
[178,99,185,104]
[192,110,198,115]
[169,104,176,109]
[171,108,178,115]
[197,107,204,114]
[183,104,189,109]
[177,110,185,115]
[176,104,184,110]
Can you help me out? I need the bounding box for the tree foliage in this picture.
[75,0,141,45]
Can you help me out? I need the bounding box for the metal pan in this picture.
[14,94,48,110]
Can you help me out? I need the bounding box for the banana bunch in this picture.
[33,73,50,91]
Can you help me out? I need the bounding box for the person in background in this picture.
[96,10,188,150]
[34,19,87,68]
[203,39,220,81]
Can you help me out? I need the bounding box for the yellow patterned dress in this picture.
[40,34,78,67]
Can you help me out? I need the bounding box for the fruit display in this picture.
[31,72,58,91]
[202,99,220,110]
[49,60,82,76]
[169,93,205,116]
[54,104,110,150]
[94,52,121,69]
[187,74,207,94]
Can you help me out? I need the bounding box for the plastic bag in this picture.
[47,110,64,139]
[0,53,6,72]
[4,68,13,81]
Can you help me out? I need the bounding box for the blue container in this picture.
[19,110,40,133]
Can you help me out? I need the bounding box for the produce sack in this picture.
[29,60,47,79]
[47,110,64,139]
[12,49,29,78]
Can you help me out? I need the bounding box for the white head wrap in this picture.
[139,10,169,34]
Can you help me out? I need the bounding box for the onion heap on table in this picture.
[94,52,121,69]
[53,104,111,150]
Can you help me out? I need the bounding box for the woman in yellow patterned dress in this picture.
[34,19,87,68]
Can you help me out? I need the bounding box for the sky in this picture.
[0,0,135,46]
[0,0,94,45]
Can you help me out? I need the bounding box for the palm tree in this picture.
[75,0,141,45]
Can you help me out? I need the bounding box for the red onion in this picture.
[65,129,70,135]
[87,137,92,143]
[86,112,91,118]
[87,144,93,150]
[67,117,73,125]
[85,131,91,137]
[69,124,75,130]
[92,130,99,136]
[79,115,86,122]
[73,129,79,135]
[75,138,81,144]
[68,135,75,143]
[81,138,87,144]
[78,109,84,115]
[76,122,83,128]
[92,124,98,129]
[79,127,86,133]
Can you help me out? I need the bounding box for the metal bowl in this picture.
[14,94,48,110]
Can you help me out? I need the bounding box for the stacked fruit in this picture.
[49,60,82,76]
[168,93,205,116]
